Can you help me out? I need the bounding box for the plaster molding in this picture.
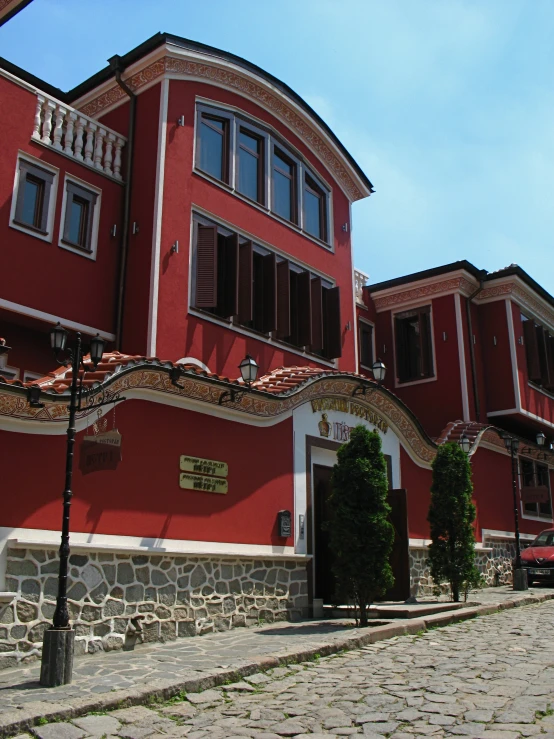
[372,275,476,312]
[476,278,554,331]
[76,52,367,203]
[0,367,437,466]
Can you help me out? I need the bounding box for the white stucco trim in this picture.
[147,78,169,357]
[454,293,470,422]
[506,298,522,412]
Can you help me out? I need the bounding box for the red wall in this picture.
[378,295,464,438]
[471,446,548,539]
[154,80,356,376]
[1,399,294,546]
[400,447,432,540]
[512,303,554,426]
[0,75,123,336]
[479,301,515,414]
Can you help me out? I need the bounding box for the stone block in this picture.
[113,617,128,633]
[190,565,207,588]
[125,584,144,602]
[7,559,37,576]
[103,635,124,650]
[69,554,88,567]
[41,602,56,619]
[22,578,42,601]
[0,655,17,669]
[28,621,50,642]
[90,581,109,603]
[158,584,176,605]
[155,604,171,619]
[72,714,122,736]
[16,600,38,622]
[10,624,27,640]
[160,620,176,639]
[75,623,90,636]
[132,555,149,565]
[142,621,159,642]
[93,622,110,636]
[136,566,150,584]
[81,604,102,622]
[31,722,86,739]
[87,639,103,653]
[67,582,87,601]
[117,562,134,585]
[138,602,155,613]
[104,598,125,617]
[152,569,168,585]
[178,619,197,637]
[0,626,7,639]
[110,586,124,599]
[41,560,60,574]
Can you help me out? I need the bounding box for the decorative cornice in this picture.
[78,55,366,203]
[373,276,475,312]
[477,280,554,330]
[0,367,436,466]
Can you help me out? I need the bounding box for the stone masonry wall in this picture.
[0,547,309,668]
[409,538,516,597]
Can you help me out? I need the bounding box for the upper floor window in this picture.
[237,127,264,204]
[359,320,374,369]
[10,154,58,242]
[303,173,327,241]
[395,305,434,383]
[520,457,552,519]
[522,314,554,393]
[59,176,101,260]
[194,102,331,245]
[197,110,231,183]
[191,215,341,359]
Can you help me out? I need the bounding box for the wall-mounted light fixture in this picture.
[171,241,179,254]
[352,359,386,397]
[219,355,259,404]
[177,115,185,127]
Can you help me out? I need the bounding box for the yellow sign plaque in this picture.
[179,456,228,477]
[179,473,228,494]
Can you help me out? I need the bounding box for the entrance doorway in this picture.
[312,464,410,604]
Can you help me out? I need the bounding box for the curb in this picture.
[2,591,554,737]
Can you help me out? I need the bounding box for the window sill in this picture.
[189,307,337,368]
[521,512,553,523]
[9,221,52,243]
[395,374,436,389]
[193,170,335,253]
[59,240,96,261]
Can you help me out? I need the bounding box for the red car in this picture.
[520,529,554,585]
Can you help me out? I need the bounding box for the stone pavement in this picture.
[1,586,554,738]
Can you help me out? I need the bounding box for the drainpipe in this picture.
[109,54,136,351]
[466,270,487,422]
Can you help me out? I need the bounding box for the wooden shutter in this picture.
[395,317,410,382]
[276,260,290,339]
[195,225,218,308]
[220,233,239,318]
[419,309,433,377]
[262,252,277,333]
[238,240,253,324]
[523,319,541,383]
[297,271,312,347]
[310,277,323,352]
[536,326,552,388]
[325,286,342,359]
[546,334,554,391]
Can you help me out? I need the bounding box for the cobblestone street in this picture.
[6,597,554,739]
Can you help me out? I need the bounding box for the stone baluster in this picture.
[113,137,124,180]
[52,105,66,151]
[94,127,106,170]
[73,117,86,161]
[32,95,45,140]
[64,111,77,156]
[104,132,115,176]
[83,121,97,166]
[41,99,56,144]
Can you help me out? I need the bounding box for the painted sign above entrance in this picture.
[311,398,388,434]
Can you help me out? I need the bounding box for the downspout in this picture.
[109,54,136,351]
[466,270,487,422]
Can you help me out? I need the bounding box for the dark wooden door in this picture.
[313,464,335,603]
[384,488,410,601]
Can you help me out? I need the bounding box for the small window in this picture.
[197,111,230,183]
[395,306,434,383]
[521,458,552,518]
[272,147,297,223]
[359,321,374,368]
[61,181,99,254]
[303,173,327,241]
[11,156,57,240]
[237,128,264,204]
[522,313,554,392]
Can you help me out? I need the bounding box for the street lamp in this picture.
[219,354,260,404]
[352,359,387,396]
[501,432,528,592]
[458,433,471,455]
[39,325,106,687]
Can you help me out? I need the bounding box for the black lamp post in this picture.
[39,324,105,687]
[501,432,528,592]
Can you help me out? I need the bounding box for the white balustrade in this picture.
[354,269,369,305]
[32,93,127,181]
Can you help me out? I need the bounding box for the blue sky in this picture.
[2,0,553,292]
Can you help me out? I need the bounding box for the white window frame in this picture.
[58,173,102,261]
[300,164,331,245]
[358,317,376,371]
[9,151,58,243]
[234,116,270,207]
[391,303,438,388]
[519,456,553,522]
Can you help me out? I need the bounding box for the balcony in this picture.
[354,269,369,306]
[31,92,127,182]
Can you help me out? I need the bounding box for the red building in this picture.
[0,20,552,666]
